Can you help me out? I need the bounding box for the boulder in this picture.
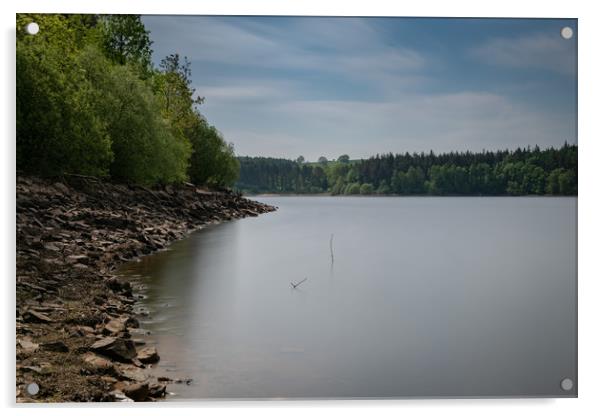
[90,337,137,362]
[123,382,149,402]
[136,346,159,364]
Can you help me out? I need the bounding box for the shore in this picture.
[16,175,276,402]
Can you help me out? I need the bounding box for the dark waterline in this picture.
[118,196,577,399]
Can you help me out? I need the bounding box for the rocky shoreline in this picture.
[16,175,276,402]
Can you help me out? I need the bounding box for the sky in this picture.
[142,16,577,161]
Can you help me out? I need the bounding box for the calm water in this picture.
[119,197,577,399]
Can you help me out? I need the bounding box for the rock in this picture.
[157,376,172,383]
[22,310,53,323]
[67,254,89,264]
[20,365,43,374]
[174,378,193,385]
[43,243,60,251]
[136,346,159,364]
[90,337,137,362]
[15,175,276,402]
[131,358,145,368]
[100,376,118,384]
[123,382,149,402]
[54,182,69,194]
[117,365,148,383]
[105,277,124,292]
[148,383,167,398]
[18,339,39,353]
[41,340,69,352]
[82,353,114,371]
[103,318,126,335]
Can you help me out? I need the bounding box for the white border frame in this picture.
[3,1,601,415]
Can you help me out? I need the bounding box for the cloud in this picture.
[205,91,575,161]
[143,16,577,161]
[196,83,289,102]
[471,32,576,75]
[144,16,426,84]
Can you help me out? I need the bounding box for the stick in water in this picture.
[291,278,308,289]
[330,233,334,264]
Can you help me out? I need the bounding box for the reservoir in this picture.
[119,196,577,399]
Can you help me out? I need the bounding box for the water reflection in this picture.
[119,197,577,399]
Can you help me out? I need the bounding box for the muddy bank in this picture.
[16,175,276,402]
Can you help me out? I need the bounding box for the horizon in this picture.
[143,16,577,161]
[236,141,576,163]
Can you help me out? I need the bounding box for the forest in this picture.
[236,144,577,195]
[16,15,578,197]
[16,14,239,187]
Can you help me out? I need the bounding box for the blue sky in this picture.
[142,16,577,161]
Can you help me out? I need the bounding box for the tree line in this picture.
[236,144,577,195]
[17,14,239,187]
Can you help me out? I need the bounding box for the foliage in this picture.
[188,120,240,187]
[17,16,113,177]
[99,15,153,76]
[236,144,577,196]
[16,13,240,188]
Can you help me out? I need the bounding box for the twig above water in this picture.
[291,278,307,289]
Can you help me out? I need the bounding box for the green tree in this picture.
[359,183,374,195]
[376,180,391,194]
[76,46,191,184]
[100,15,153,74]
[188,121,240,187]
[337,154,350,163]
[17,21,113,177]
[558,170,577,195]
[154,53,204,135]
[345,182,361,195]
[331,177,346,195]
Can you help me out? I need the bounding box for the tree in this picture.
[17,21,113,177]
[558,170,577,195]
[234,145,577,196]
[376,180,391,194]
[155,53,204,134]
[188,121,240,187]
[318,156,329,165]
[337,154,350,163]
[296,155,305,164]
[16,13,241,188]
[100,15,153,74]
[345,183,361,195]
[360,183,374,195]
